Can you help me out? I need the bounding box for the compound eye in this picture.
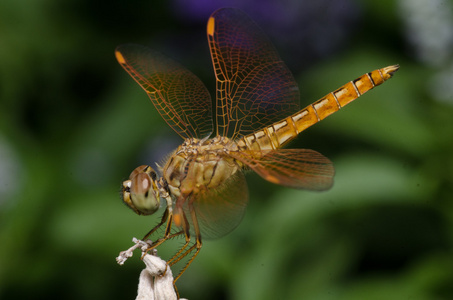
[128,172,160,215]
[129,165,153,180]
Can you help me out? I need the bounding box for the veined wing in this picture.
[184,171,248,239]
[115,44,213,139]
[229,149,334,191]
[207,8,300,139]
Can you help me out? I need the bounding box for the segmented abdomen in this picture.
[236,65,399,153]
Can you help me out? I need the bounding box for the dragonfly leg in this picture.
[142,193,175,251]
[142,208,167,240]
[168,208,192,266]
[170,202,202,283]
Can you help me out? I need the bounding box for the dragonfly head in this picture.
[122,165,160,215]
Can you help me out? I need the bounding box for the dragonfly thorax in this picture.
[163,136,240,198]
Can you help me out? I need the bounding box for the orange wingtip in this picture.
[115,50,126,64]
[207,16,215,36]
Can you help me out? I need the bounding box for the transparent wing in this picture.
[207,8,300,139]
[184,171,248,239]
[116,44,213,139]
[230,149,334,191]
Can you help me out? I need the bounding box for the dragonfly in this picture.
[116,7,398,283]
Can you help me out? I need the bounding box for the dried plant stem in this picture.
[116,238,187,300]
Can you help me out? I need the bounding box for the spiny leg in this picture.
[142,207,168,240]
[171,202,202,283]
[168,207,192,266]
[142,193,177,251]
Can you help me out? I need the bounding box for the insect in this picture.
[116,7,398,283]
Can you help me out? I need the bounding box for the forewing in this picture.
[207,8,300,139]
[230,149,334,191]
[116,44,213,139]
[184,171,248,239]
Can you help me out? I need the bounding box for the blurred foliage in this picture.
[1,0,453,299]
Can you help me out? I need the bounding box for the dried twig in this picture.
[116,238,187,300]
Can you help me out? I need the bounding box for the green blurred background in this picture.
[1,0,452,299]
